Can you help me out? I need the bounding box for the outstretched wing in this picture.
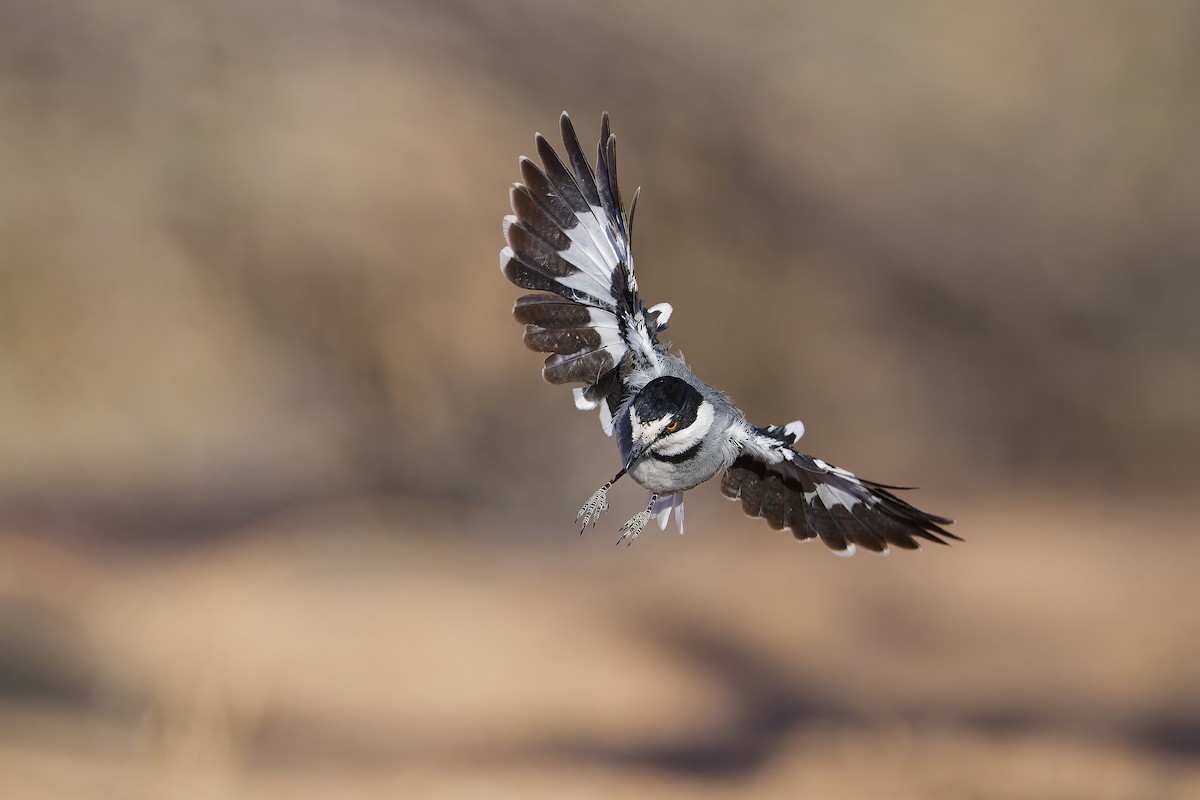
[501,112,670,432]
[724,424,958,555]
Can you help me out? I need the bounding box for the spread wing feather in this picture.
[725,424,958,555]
[500,112,669,430]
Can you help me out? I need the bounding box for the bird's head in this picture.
[624,376,714,468]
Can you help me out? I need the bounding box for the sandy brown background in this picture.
[2,1,1198,797]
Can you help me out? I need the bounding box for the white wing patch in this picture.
[812,457,857,479]
[572,387,597,411]
[648,302,673,326]
[503,115,678,451]
[805,482,862,512]
[500,216,614,301]
[572,381,617,436]
[723,420,957,554]
[599,397,615,436]
[562,207,624,287]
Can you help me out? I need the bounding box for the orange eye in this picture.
[665,420,679,432]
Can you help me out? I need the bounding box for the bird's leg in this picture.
[617,493,658,546]
[577,468,625,535]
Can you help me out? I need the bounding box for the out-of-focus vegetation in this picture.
[1,1,1198,797]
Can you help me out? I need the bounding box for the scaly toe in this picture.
[576,488,610,534]
[616,511,652,545]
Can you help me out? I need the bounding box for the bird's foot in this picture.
[617,511,652,545]
[616,493,658,546]
[576,484,610,535]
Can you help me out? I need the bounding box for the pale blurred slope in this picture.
[0,497,1198,798]
[1,0,1198,541]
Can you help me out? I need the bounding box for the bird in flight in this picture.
[499,112,958,555]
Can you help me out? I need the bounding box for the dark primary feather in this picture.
[722,427,958,554]
[559,114,604,209]
[542,347,619,386]
[554,113,639,319]
[595,113,625,239]
[502,113,669,413]
[513,293,594,328]
[581,367,624,411]
[523,326,604,356]
[515,292,618,381]
[509,185,575,252]
[535,133,594,218]
[501,250,600,308]
[518,156,579,229]
[504,220,583,280]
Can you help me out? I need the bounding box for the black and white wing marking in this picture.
[724,424,959,556]
[501,113,670,432]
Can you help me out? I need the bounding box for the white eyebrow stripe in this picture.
[654,401,714,456]
[629,408,671,444]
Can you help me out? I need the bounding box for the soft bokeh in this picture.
[1,1,1198,797]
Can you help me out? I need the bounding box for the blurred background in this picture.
[2,1,1199,797]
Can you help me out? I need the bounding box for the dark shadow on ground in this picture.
[543,617,1200,778]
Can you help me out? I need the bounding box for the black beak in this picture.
[624,441,650,472]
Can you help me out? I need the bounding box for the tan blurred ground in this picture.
[2,495,1199,798]
[2,1,1199,797]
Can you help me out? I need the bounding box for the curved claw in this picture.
[616,510,652,546]
[576,487,610,535]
